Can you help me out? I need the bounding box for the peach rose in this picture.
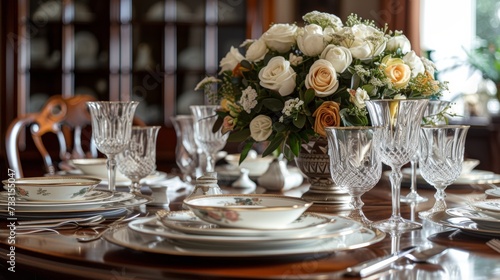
[305,59,339,97]
[221,115,235,134]
[312,101,341,137]
[381,55,411,90]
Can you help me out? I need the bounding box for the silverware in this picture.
[344,246,417,277]
[16,215,104,230]
[17,215,104,225]
[486,239,500,253]
[76,213,140,242]
[405,245,448,262]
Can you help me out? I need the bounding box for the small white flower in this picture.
[289,53,303,66]
[239,86,258,113]
[349,88,370,109]
[281,98,304,116]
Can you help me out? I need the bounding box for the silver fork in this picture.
[486,239,500,254]
[76,212,141,242]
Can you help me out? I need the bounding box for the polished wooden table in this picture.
[1,177,500,279]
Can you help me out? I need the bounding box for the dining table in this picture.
[1,169,500,280]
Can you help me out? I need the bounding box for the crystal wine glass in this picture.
[365,99,429,232]
[87,101,139,192]
[325,126,383,227]
[117,126,160,194]
[418,125,470,218]
[401,100,451,203]
[190,105,229,173]
[171,115,198,183]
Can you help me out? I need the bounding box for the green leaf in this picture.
[227,129,251,142]
[293,114,306,129]
[288,133,301,157]
[239,141,255,164]
[212,116,224,133]
[262,98,284,111]
[262,133,285,157]
[240,60,252,70]
[304,88,316,104]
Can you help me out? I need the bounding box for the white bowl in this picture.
[2,176,100,201]
[225,153,274,176]
[461,159,480,175]
[70,158,128,180]
[183,194,313,229]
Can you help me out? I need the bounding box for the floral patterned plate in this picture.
[0,190,113,204]
[129,214,360,244]
[182,194,312,229]
[158,210,333,237]
[471,199,500,213]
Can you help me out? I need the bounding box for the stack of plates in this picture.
[0,189,151,220]
[103,210,385,258]
[430,199,500,236]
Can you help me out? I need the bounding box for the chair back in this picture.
[6,94,98,178]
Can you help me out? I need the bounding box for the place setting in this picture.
[103,194,386,258]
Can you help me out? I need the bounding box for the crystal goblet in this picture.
[117,126,160,194]
[190,105,229,173]
[365,99,429,232]
[401,100,452,203]
[418,125,470,218]
[87,101,139,192]
[171,115,198,183]
[325,126,383,227]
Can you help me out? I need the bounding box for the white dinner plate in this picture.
[471,199,500,213]
[129,215,361,244]
[0,208,129,220]
[396,169,500,186]
[446,207,500,229]
[0,190,112,204]
[159,210,333,237]
[428,211,500,237]
[106,221,384,258]
[0,192,150,213]
[485,188,500,198]
[57,171,168,186]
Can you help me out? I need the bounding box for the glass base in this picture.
[372,216,422,232]
[400,192,428,203]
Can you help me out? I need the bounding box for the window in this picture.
[421,0,500,117]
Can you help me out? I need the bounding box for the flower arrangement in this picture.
[196,11,448,162]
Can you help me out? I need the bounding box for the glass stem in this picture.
[409,157,418,194]
[107,155,117,192]
[206,152,216,173]
[130,180,141,194]
[389,166,403,220]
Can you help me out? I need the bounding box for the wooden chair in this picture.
[6,95,99,178]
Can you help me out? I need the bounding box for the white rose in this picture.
[403,51,425,78]
[421,56,437,77]
[339,24,387,60]
[305,59,339,97]
[320,45,352,73]
[249,115,273,141]
[349,88,369,109]
[245,38,268,62]
[262,23,297,53]
[386,34,411,54]
[218,46,244,74]
[296,24,326,57]
[258,56,297,96]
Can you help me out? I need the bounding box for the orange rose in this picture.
[312,101,341,137]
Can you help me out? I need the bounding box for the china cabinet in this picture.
[1,0,273,174]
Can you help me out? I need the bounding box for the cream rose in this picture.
[386,34,411,54]
[320,45,352,73]
[296,24,327,57]
[349,88,370,109]
[258,56,297,96]
[249,115,273,141]
[262,23,297,53]
[338,24,386,60]
[219,47,244,74]
[245,38,268,62]
[305,59,339,97]
[381,55,411,90]
[312,101,341,137]
[402,51,425,78]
